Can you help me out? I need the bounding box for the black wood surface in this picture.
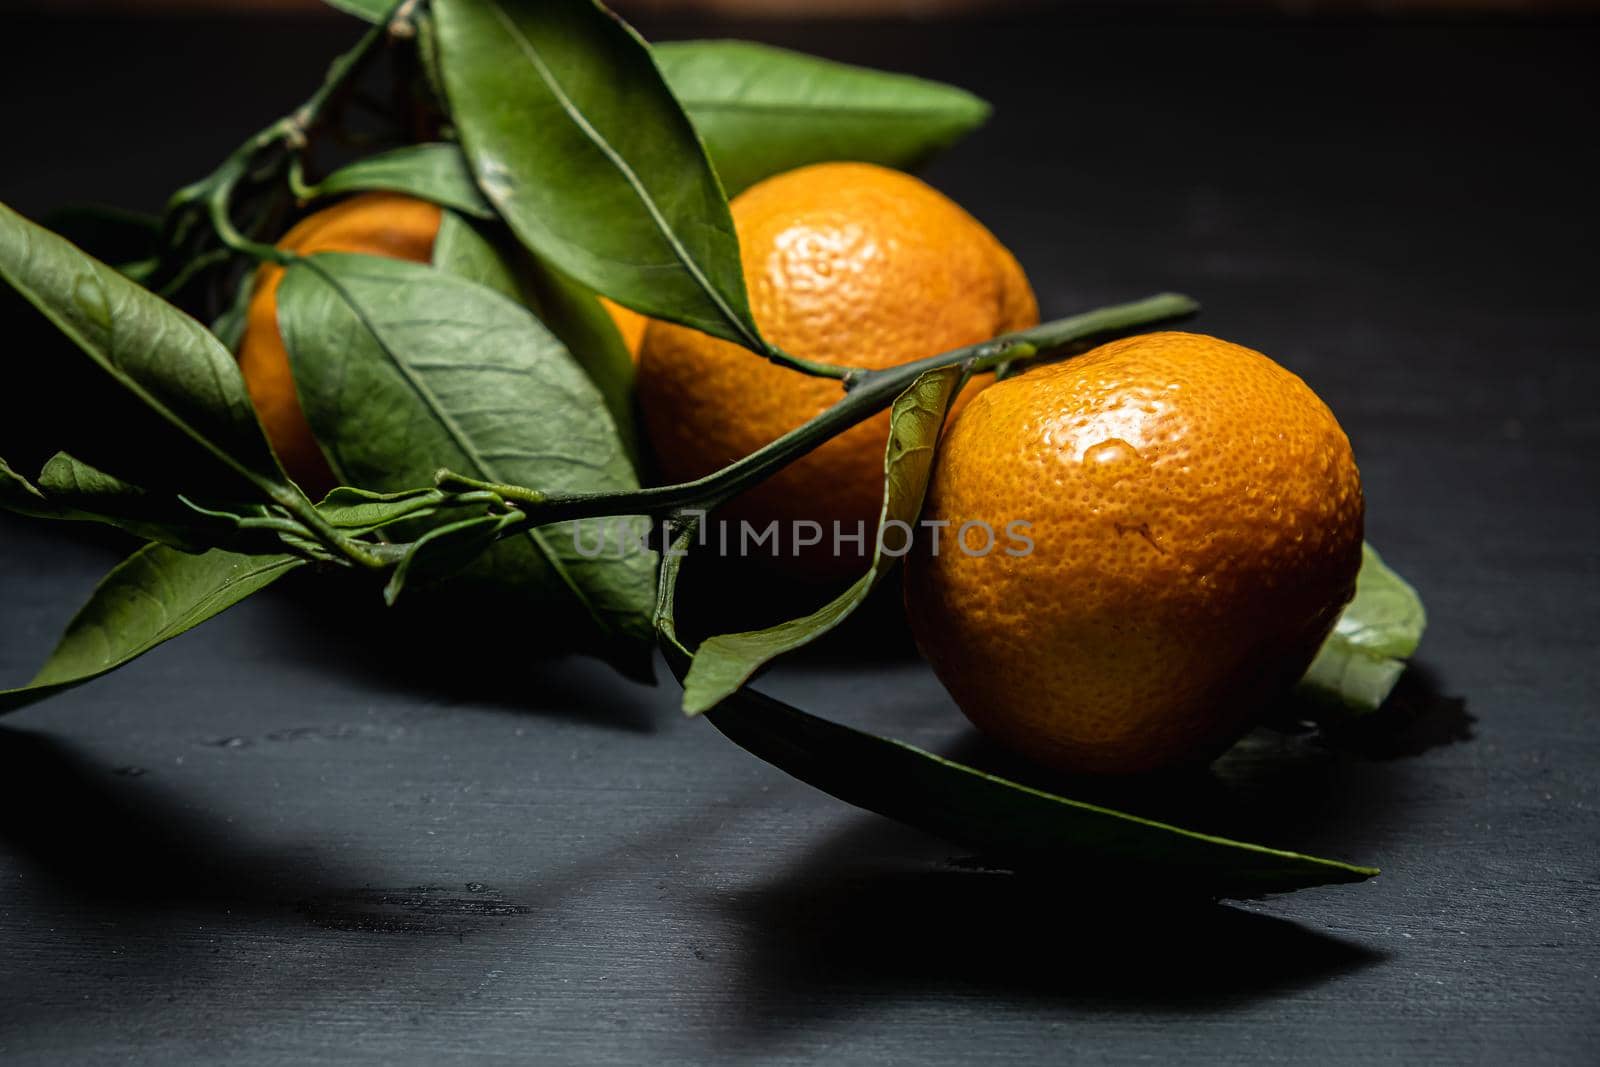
[1,11,1596,1064]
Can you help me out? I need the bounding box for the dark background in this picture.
[2,6,1597,1064]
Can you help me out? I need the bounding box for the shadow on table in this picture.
[251,569,668,734]
[248,540,921,734]
[0,517,665,734]
[0,726,349,910]
[1296,664,1474,760]
[915,663,1472,849]
[703,669,1470,1032]
[0,725,391,1028]
[0,724,554,927]
[0,724,718,1030]
[669,548,925,664]
[709,818,1384,1036]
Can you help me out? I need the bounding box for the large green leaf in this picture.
[654,521,1376,898]
[433,0,763,350]
[682,366,963,714]
[390,37,989,200]
[431,211,638,467]
[334,7,988,195]
[0,201,288,499]
[1297,543,1427,714]
[0,545,302,714]
[309,144,494,219]
[654,40,991,195]
[276,252,656,657]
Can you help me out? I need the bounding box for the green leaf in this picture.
[308,144,494,219]
[13,453,265,551]
[0,545,302,714]
[383,510,522,605]
[654,40,991,195]
[36,452,152,508]
[276,252,657,657]
[315,485,451,533]
[5,453,355,556]
[0,200,289,499]
[700,667,1378,897]
[654,519,1375,898]
[3,456,452,554]
[34,452,208,534]
[430,209,522,300]
[512,253,641,468]
[433,0,763,350]
[415,9,449,108]
[1297,543,1427,714]
[432,211,639,468]
[0,456,51,516]
[682,366,963,714]
[321,20,989,196]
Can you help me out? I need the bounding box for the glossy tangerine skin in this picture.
[636,162,1038,578]
[904,331,1364,776]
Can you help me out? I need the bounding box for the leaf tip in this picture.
[679,684,719,718]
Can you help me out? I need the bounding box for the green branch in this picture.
[155,12,399,290]
[447,292,1197,531]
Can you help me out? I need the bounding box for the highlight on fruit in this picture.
[0,0,1426,898]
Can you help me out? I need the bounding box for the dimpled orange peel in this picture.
[636,161,1038,578]
[904,331,1364,775]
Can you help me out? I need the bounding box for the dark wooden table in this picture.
[2,10,1596,1064]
